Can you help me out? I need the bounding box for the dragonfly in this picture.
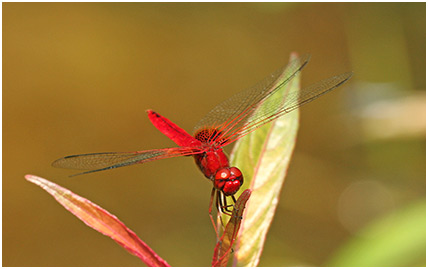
[53,54,352,215]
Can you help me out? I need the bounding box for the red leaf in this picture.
[25,174,169,267]
[212,189,252,267]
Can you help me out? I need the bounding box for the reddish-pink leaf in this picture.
[212,189,252,267]
[25,174,169,267]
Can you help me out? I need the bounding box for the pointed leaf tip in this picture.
[25,174,169,267]
[230,54,301,266]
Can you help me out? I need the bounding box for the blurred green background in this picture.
[3,2,425,267]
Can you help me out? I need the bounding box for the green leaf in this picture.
[326,200,426,267]
[230,54,301,266]
[25,174,169,267]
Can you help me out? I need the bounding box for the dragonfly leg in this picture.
[209,188,222,240]
[219,192,237,214]
[216,191,228,226]
[223,194,232,213]
[209,189,240,238]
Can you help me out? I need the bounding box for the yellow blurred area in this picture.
[3,2,425,266]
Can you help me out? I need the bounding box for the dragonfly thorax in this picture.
[194,128,227,146]
[214,167,243,196]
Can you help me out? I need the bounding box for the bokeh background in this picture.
[3,2,425,267]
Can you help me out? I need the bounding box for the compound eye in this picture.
[213,167,244,196]
[229,167,242,179]
[215,168,231,181]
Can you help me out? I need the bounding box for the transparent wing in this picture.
[221,71,353,144]
[52,147,203,176]
[193,54,310,144]
[193,54,352,146]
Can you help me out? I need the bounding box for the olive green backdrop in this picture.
[3,2,425,266]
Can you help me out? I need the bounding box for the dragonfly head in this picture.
[214,167,244,196]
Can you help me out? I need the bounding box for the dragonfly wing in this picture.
[223,71,354,143]
[52,147,202,176]
[193,54,352,146]
[193,54,310,144]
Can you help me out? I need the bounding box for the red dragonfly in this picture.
[53,55,352,214]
